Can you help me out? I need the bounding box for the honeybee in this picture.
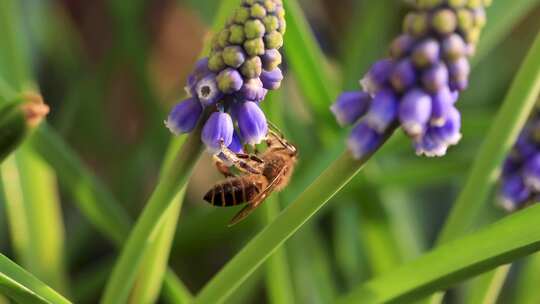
[203,124,298,226]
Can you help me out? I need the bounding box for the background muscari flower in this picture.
[165,0,286,153]
[499,109,540,211]
[331,0,491,158]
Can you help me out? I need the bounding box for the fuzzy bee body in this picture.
[203,129,297,225]
[204,175,267,207]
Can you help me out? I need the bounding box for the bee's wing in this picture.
[228,166,286,226]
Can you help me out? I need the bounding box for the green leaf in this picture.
[338,204,540,304]
[282,0,339,126]
[161,270,194,304]
[0,253,71,304]
[355,184,401,275]
[101,128,204,304]
[262,197,295,304]
[437,28,540,245]
[474,0,540,65]
[129,190,185,304]
[29,125,132,245]
[426,26,540,304]
[333,203,367,289]
[340,0,400,89]
[463,265,511,304]
[0,148,70,294]
[513,252,540,304]
[0,101,30,163]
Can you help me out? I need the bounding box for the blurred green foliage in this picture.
[0,0,538,303]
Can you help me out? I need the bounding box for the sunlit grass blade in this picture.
[0,0,32,90]
[288,225,337,304]
[30,125,132,245]
[474,0,540,65]
[194,124,397,303]
[0,148,70,294]
[262,197,295,304]
[338,204,540,304]
[162,270,194,304]
[421,29,540,303]
[463,264,510,304]
[513,252,540,304]
[0,253,71,304]
[340,0,400,89]
[333,203,367,288]
[437,29,540,245]
[355,185,401,275]
[282,0,339,125]
[130,191,185,304]
[101,128,203,303]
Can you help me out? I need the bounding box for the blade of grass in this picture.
[338,203,540,304]
[437,28,540,249]
[0,0,72,295]
[513,252,540,304]
[0,0,70,294]
[355,186,401,275]
[0,0,32,90]
[194,124,397,304]
[30,125,132,245]
[282,0,339,129]
[101,124,204,303]
[0,149,69,294]
[161,270,193,304]
[453,1,540,301]
[0,253,71,304]
[262,197,295,304]
[119,1,242,302]
[473,0,540,65]
[28,113,193,303]
[333,203,367,289]
[288,224,337,304]
[340,0,400,90]
[129,190,185,304]
[424,29,540,303]
[464,264,511,304]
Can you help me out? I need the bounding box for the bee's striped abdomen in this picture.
[204,177,264,207]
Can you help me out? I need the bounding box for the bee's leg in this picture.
[219,143,263,175]
[213,156,235,177]
[236,153,264,164]
[267,128,297,154]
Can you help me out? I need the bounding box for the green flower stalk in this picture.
[0,93,49,163]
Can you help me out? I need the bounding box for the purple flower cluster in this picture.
[499,110,540,211]
[331,0,491,159]
[165,0,286,153]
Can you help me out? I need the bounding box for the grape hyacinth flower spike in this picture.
[499,108,540,211]
[331,0,491,159]
[165,0,286,153]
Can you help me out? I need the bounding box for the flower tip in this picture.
[430,117,446,127]
[164,119,181,136]
[498,197,519,213]
[402,122,424,137]
[331,91,371,127]
[237,101,268,146]
[166,98,203,135]
[202,111,234,154]
[347,123,380,159]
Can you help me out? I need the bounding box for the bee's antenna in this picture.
[266,121,296,153]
